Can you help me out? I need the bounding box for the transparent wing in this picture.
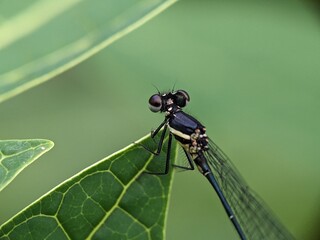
[204,139,294,240]
[172,147,195,172]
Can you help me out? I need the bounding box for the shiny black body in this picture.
[167,110,246,239]
[169,111,204,134]
[143,90,294,240]
[169,111,205,144]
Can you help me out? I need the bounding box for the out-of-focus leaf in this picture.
[0,133,177,240]
[0,0,177,103]
[0,139,54,192]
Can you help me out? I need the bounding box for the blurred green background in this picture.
[1,0,320,239]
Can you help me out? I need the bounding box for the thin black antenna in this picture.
[152,84,161,94]
[172,81,177,92]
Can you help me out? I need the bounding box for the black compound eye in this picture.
[148,94,162,112]
[175,90,190,108]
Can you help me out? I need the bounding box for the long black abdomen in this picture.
[194,154,247,240]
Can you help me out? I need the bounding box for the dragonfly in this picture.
[141,89,294,240]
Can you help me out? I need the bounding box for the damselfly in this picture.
[142,89,294,240]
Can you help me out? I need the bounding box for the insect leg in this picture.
[145,133,173,175]
[172,147,195,171]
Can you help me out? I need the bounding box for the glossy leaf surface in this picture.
[0,134,176,240]
[0,139,54,192]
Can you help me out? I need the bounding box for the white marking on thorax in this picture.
[169,126,191,140]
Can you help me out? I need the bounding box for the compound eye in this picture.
[175,90,190,108]
[148,94,162,112]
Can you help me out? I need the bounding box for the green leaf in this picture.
[0,139,54,192]
[0,134,177,240]
[0,0,177,103]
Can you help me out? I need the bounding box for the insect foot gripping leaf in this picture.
[0,133,177,240]
[0,139,54,192]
